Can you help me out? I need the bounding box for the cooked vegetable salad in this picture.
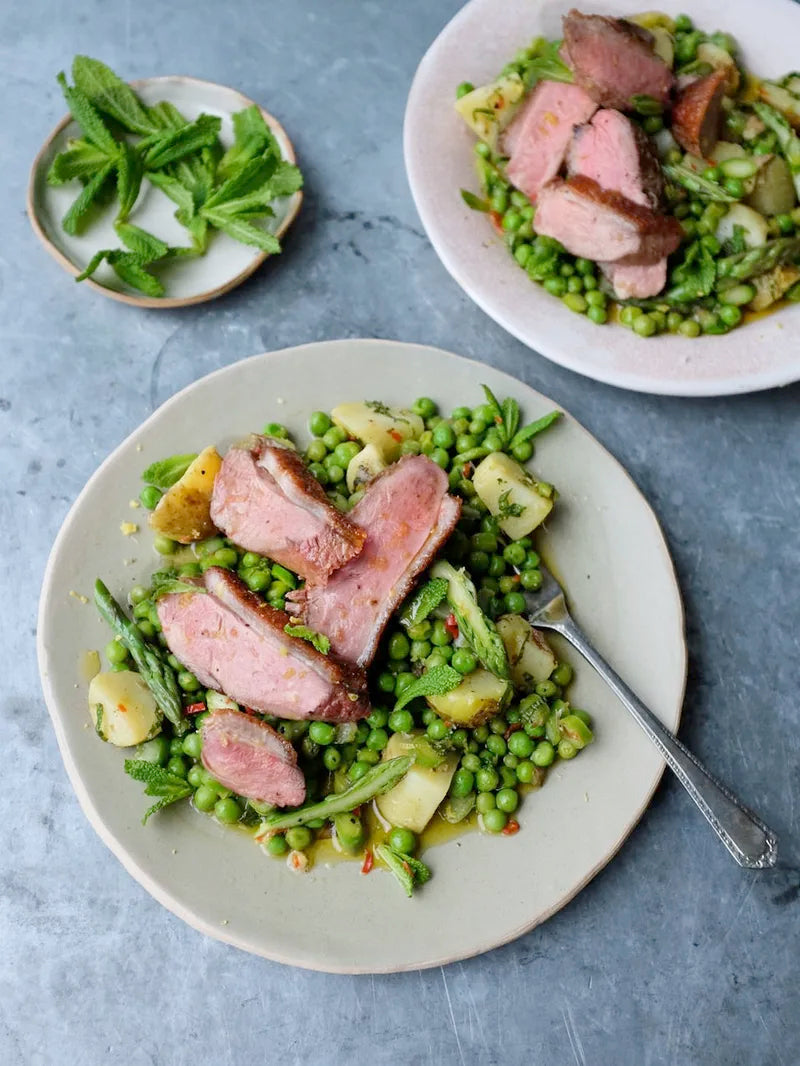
[92,391,594,897]
[456,10,800,337]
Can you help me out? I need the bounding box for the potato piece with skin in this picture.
[496,614,557,690]
[149,446,222,544]
[472,451,553,539]
[330,403,423,462]
[748,265,800,310]
[376,732,459,833]
[427,668,512,727]
[89,670,161,746]
[454,73,526,150]
[746,156,797,217]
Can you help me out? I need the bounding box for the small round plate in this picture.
[404,0,800,396]
[28,76,302,308]
[38,339,686,972]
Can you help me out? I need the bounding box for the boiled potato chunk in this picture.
[454,73,526,149]
[331,402,423,462]
[346,443,387,493]
[716,204,769,249]
[496,615,557,690]
[89,670,161,746]
[377,732,459,833]
[427,668,511,727]
[472,451,553,539]
[149,446,222,544]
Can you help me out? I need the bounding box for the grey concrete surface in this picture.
[2,2,798,1064]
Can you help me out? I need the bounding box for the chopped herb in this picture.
[460,189,490,212]
[498,489,525,519]
[400,577,449,627]
[94,704,106,740]
[141,454,197,489]
[124,759,193,823]
[150,573,203,600]
[365,400,393,417]
[393,665,463,711]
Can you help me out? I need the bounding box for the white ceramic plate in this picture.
[38,339,686,972]
[404,0,800,396]
[28,76,302,308]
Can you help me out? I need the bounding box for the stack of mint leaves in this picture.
[46,57,303,297]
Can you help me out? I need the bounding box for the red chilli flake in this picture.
[388,429,403,443]
[444,614,459,640]
[361,849,374,874]
[502,819,520,836]
[489,211,503,232]
[185,702,206,715]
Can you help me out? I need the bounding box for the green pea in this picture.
[558,739,578,760]
[722,177,745,199]
[582,274,598,291]
[560,263,575,277]
[394,672,416,698]
[426,718,449,743]
[366,728,389,751]
[308,721,336,745]
[674,13,693,31]
[187,764,204,788]
[153,534,177,556]
[476,792,496,814]
[508,731,534,758]
[105,638,128,665]
[285,826,313,850]
[666,311,684,332]
[431,422,455,450]
[551,662,573,687]
[136,735,170,766]
[175,671,199,693]
[428,620,451,648]
[376,671,396,695]
[566,275,584,294]
[181,732,202,759]
[563,292,588,314]
[587,305,608,325]
[482,808,508,832]
[496,787,519,813]
[619,305,642,327]
[243,568,270,592]
[532,741,555,767]
[333,441,361,467]
[719,304,742,327]
[516,760,536,784]
[139,485,162,510]
[486,734,506,758]
[520,569,542,591]
[490,188,509,214]
[450,768,475,798]
[194,785,218,812]
[633,314,657,338]
[514,243,533,267]
[263,422,289,440]
[166,755,187,779]
[679,319,701,337]
[451,648,478,675]
[322,425,347,449]
[502,209,522,232]
[212,547,239,568]
[309,411,333,437]
[544,276,568,297]
[476,767,500,792]
[703,165,721,183]
[322,747,342,771]
[366,707,388,729]
[388,709,414,734]
[265,834,289,856]
[388,632,410,660]
[643,115,663,134]
[461,752,481,774]
[388,826,417,854]
[510,440,533,463]
[504,591,526,614]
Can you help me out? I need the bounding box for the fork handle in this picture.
[545,614,778,869]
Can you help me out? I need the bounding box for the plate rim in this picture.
[27,74,303,310]
[403,0,800,397]
[37,338,688,972]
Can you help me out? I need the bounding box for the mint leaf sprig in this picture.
[124,759,193,824]
[45,57,303,296]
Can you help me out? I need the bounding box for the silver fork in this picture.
[522,563,778,869]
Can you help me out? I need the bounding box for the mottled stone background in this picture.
[2,1,798,1063]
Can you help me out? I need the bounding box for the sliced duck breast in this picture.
[567,108,664,209]
[562,10,674,110]
[533,175,683,265]
[288,455,461,667]
[598,259,668,300]
[210,435,365,585]
[503,79,598,201]
[200,709,306,806]
[567,110,669,297]
[671,70,727,158]
[157,567,370,722]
